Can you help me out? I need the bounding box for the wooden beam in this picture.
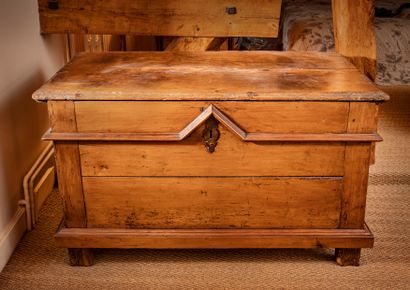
[38,0,281,37]
[332,0,377,80]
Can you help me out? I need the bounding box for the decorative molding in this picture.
[43,104,383,142]
[55,221,374,249]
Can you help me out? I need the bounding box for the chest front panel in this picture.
[47,99,377,230]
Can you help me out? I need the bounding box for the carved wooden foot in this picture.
[68,248,94,266]
[335,248,361,266]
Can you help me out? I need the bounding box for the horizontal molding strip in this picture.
[54,221,374,249]
[43,130,382,142]
[43,104,382,142]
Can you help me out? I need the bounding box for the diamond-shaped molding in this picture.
[43,104,382,142]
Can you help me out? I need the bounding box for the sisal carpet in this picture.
[0,91,409,289]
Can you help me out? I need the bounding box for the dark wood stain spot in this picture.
[99,164,108,170]
[275,55,296,65]
[275,73,326,91]
[125,211,138,229]
[146,211,159,218]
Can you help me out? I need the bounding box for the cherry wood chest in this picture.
[33,51,388,266]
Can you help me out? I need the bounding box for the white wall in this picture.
[0,0,66,271]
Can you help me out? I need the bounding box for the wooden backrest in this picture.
[39,0,376,81]
[38,0,282,37]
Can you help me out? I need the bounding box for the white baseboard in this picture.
[0,207,26,272]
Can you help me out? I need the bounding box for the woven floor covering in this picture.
[1,92,409,289]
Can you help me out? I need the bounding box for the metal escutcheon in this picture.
[202,117,220,153]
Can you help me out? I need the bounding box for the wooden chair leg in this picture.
[335,248,361,266]
[68,248,94,266]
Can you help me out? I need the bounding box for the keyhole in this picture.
[202,117,219,153]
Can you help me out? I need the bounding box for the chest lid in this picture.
[33,51,388,102]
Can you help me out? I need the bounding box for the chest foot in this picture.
[68,248,94,266]
[335,248,361,266]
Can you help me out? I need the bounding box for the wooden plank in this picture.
[54,143,87,228]
[124,36,156,51]
[74,101,350,134]
[55,224,374,249]
[38,0,282,37]
[165,37,227,52]
[83,177,342,229]
[66,34,85,59]
[348,102,379,165]
[341,144,371,229]
[48,101,77,132]
[49,101,86,228]
[32,52,389,102]
[347,102,379,133]
[332,0,377,80]
[102,35,123,51]
[340,102,378,229]
[79,133,346,177]
[66,34,125,59]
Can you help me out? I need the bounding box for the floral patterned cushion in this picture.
[282,0,410,85]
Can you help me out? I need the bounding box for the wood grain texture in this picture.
[165,37,226,52]
[74,101,350,133]
[54,142,87,227]
[49,101,86,228]
[332,0,377,80]
[347,102,379,133]
[79,132,346,177]
[341,144,371,229]
[349,102,379,165]
[32,52,389,102]
[44,131,383,142]
[370,142,376,165]
[46,101,379,143]
[55,224,374,249]
[37,0,281,37]
[124,36,157,51]
[340,103,377,229]
[83,177,342,229]
[48,101,77,132]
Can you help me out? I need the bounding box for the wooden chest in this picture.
[33,51,388,266]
